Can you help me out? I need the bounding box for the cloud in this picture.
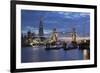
[22,26,52,34]
[22,26,38,34]
[44,29,52,34]
[57,12,90,19]
[44,20,58,24]
[79,13,90,17]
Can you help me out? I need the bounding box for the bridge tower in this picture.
[72,28,77,42]
[50,28,58,43]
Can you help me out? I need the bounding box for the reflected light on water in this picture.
[21,47,90,63]
[83,49,90,60]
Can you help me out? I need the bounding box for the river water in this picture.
[21,46,89,63]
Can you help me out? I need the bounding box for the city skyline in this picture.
[21,10,90,37]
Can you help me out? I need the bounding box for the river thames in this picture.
[21,46,89,63]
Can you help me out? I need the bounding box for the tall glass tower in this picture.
[38,18,44,38]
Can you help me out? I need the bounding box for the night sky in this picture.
[21,10,90,37]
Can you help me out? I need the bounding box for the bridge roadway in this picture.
[58,37,89,43]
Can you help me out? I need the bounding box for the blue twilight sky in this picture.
[21,10,90,37]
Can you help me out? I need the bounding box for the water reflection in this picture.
[21,46,90,63]
[83,49,90,60]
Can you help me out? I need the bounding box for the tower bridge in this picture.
[48,28,77,43]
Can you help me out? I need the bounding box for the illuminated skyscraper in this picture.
[38,18,44,38]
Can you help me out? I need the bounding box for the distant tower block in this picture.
[38,18,44,38]
[72,28,76,42]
